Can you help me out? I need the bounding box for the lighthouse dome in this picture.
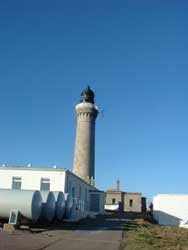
[80,86,95,104]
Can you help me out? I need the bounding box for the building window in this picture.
[40,178,50,191]
[129,199,133,207]
[68,181,72,193]
[12,177,22,190]
[72,187,75,198]
[79,185,81,199]
[112,198,116,205]
[85,188,87,202]
[71,187,77,209]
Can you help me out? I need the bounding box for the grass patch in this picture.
[120,214,188,250]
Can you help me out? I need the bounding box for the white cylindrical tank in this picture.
[53,191,66,220]
[0,189,42,221]
[40,191,56,223]
[64,193,73,219]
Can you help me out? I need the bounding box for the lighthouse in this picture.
[73,86,98,186]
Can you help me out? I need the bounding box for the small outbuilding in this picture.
[153,194,188,228]
[105,180,146,213]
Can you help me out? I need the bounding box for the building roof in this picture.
[106,188,122,193]
[0,165,103,191]
[0,166,67,172]
[105,189,142,196]
[124,192,142,195]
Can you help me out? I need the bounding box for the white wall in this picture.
[66,171,96,218]
[153,194,188,228]
[0,167,104,221]
[104,204,119,211]
[0,168,66,191]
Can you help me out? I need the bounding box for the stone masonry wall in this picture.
[124,193,142,212]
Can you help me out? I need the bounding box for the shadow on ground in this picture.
[29,212,143,234]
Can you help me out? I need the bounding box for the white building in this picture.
[0,87,105,222]
[0,166,104,221]
[153,194,188,228]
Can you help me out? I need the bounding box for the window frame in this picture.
[129,199,133,207]
[112,198,116,205]
[12,176,22,190]
[40,177,50,191]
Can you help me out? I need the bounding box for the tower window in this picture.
[40,178,50,191]
[112,198,116,205]
[129,199,133,207]
[12,177,22,190]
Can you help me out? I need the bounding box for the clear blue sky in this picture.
[0,0,188,202]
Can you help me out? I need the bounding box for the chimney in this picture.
[116,179,120,191]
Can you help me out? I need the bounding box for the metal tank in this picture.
[0,189,42,222]
[53,191,66,220]
[40,191,56,223]
[64,193,73,219]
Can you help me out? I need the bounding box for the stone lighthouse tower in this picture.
[73,86,98,186]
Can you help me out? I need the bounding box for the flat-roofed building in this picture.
[153,194,188,228]
[105,179,146,213]
[0,166,104,220]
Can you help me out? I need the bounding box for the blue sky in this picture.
[0,0,188,201]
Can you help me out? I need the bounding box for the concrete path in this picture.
[0,213,129,250]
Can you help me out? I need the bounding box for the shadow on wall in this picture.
[153,210,182,226]
[118,202,124,211]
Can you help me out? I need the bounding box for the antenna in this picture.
[53,165,57,169]
[27,163,32,168]
[97,105,104,117]
[98,109,104,117]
